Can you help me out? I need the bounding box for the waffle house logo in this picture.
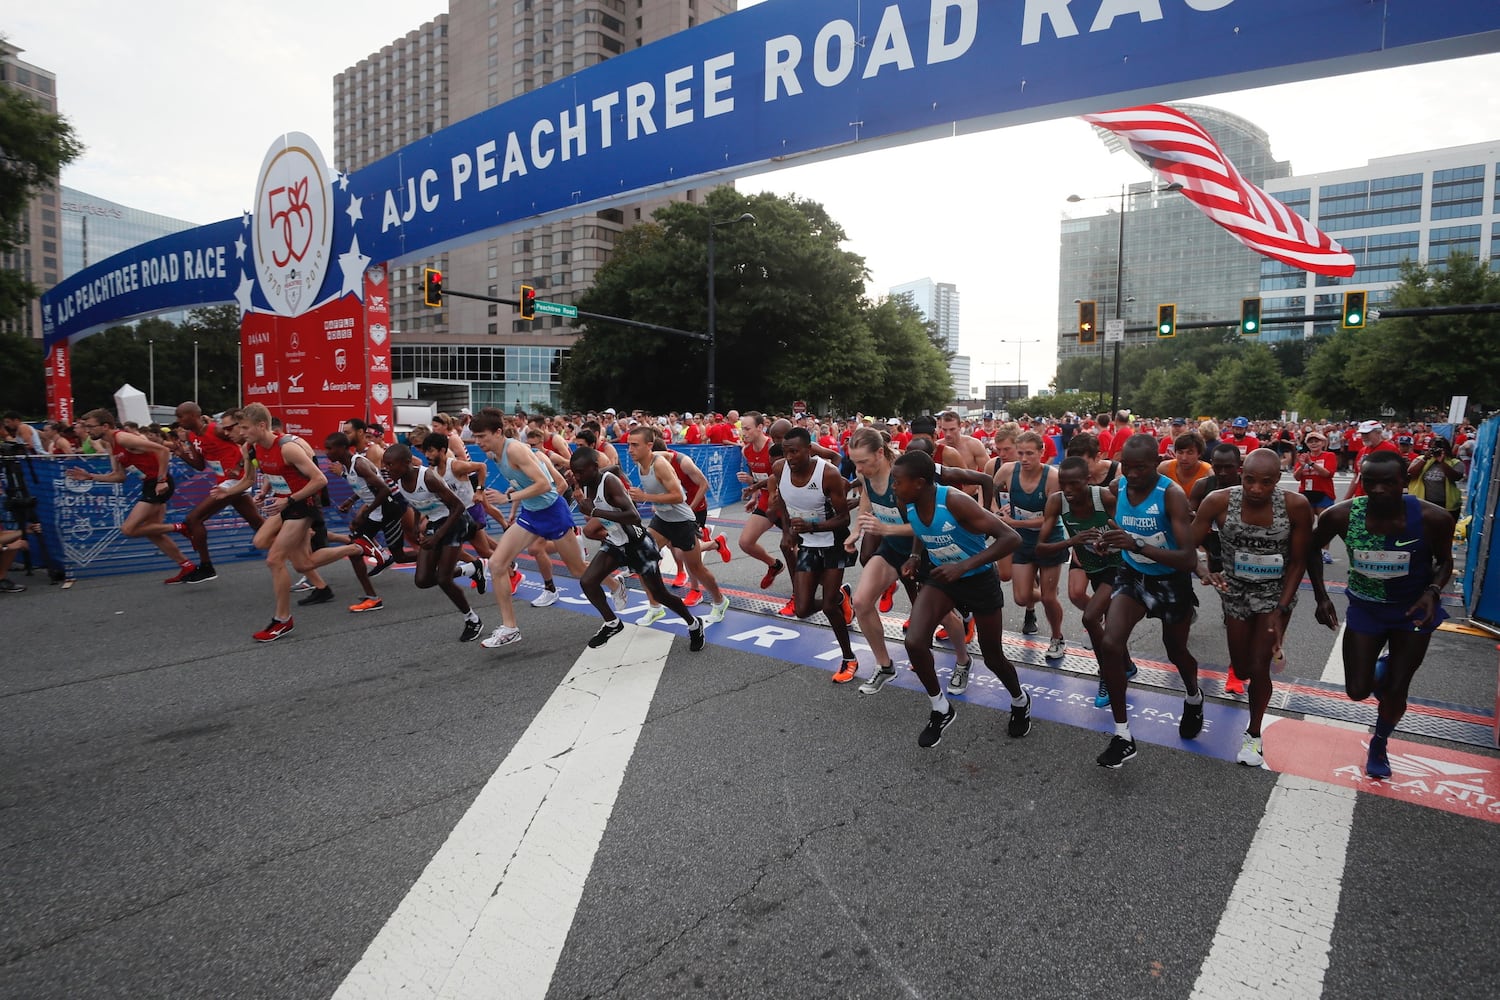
[253,132,333,317]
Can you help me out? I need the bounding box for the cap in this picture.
[604,407,616,414]
[459,408,472,416]
[1357,420,1383,434]
[1231,416,1250,429]
[1171,417,1186,426]
[1305,430,1327,441]
[1397,434,1414,445]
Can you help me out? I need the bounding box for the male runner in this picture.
[768,427,858,681]
[1189,443,1247,694]
[325,431,397,612]
[171,403,263,583]
[1308,450,1455,778]
[1093,434,1205,768]
[994,431,1067,654]
[736,411,786,589]
[383,443,486,642]
[893,450,1032,748]
[1190,449,1313,766]
[419,432,492,588]
[939,410,991,472]
[571,446,705,651]
[66,408,198,583]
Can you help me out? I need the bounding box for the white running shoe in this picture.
[531,588,560,608]
[480,625,522,648]
[1237,732,1265,767]
[639,606,668,626]
[1045,636,1066,660]
[609,575,629,612]
[291,576,313,593]
[706,596,731,624]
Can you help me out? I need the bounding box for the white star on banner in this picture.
[234,234,246,261]
[337,173,349,192]
[234,271,256,317]
[338,235,371,301]
[346,194,363,226]
[242,210,251,227]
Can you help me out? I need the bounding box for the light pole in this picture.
[995,338,1040,405]
[1068,182,1181,415]
[706,212,755,414]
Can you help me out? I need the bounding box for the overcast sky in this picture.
[12,1,1500,397]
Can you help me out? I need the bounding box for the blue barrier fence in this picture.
[0,445,748,581]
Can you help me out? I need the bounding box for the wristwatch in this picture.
[1132,536,1145,554]
[1276,602,1293,615]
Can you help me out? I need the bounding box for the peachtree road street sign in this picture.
[535,301,578,318]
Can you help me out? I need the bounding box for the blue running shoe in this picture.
[1366,735,1392,779]
[1093,676,1111,708]
[1125,658,1139,681]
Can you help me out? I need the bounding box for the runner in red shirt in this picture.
[1345,420,1402,499]
[172,402,265,583]
[66,408,198,583]
[736,411,784,589]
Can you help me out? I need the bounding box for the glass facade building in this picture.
[60,187,198,276]
[891,278,965,398]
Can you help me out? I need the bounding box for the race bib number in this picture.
[1011,504,1042,522]
[927,542,967,564]
[1351,549,1411,580]
[1126,531,1167,565]
[265,473,291,496]
[1232,551,1285,580]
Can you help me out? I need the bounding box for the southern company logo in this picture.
[252,132,333,318]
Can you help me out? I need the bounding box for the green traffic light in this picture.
[1244,320,1257,332]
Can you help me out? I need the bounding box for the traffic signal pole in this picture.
[434,286,710,342]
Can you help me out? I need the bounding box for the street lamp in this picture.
[995,338,1040,404]
[1067,182,1182,414]
[706,212,755,414]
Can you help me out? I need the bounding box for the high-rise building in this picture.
[333,1,736,413]
[1055,104,1291,373]
[57,187,199,326]
[890,278,965,399]
[1260,141,1500,341]
[1,40,60,340]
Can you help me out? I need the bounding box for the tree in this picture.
[1130,361,1204,417]
[0,328,44,415]
[0,84,85,324]
[1221,342,1288,418]
[860,295,951,416]
[1300,327,1364,418]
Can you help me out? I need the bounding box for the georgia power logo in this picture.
[253,132,333,317]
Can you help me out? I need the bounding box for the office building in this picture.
[333,1,736,413]
[58,187,199,326]
[890,278,967,399]
[1,40,60,340]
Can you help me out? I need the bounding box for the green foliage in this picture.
[1300,326,1363,418]
[69,306,242,415]
[0,86,85,323]
[0,327,45,415]
[1005,392,1107,419]
[562,190,950,415]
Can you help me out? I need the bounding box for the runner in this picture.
[1189,449,1313,767]
[418,431,493,591]
[1157,430,1211,497]
[325,431,398,613]
[768,427,859,681]
[65,408,199,583]
[1189,442,1248,694]
[170,405,264,583]
[938,410,991,472]
[1308,450,1455,779]
[994,431,1067,655]
[1093,434,1204,768]
[382,443,485,642]
[735,411,785,590]
[571,446,705,651]
[892,450,1032,748]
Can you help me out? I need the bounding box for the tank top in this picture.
[863,466,912,556]
[1219,487,1290,584]
[664,450,703,508]
[495,438,559,512]
[396,467,451,522]
[1115,474,1178,576]
[778,457,835,547]
[256,436,311,498]
[743,438,774,512]
[110,432,161,480]
[905,484,990,578]
[195,428,244,481]
[344,454,380,506]
[639,454,694,522]
[1060,486,1119,575]
[436,454,476,508]
[588,471,643,548]
[1345,495,1433,605]
[1010,464,1064,543]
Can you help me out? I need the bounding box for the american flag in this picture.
[1081,105,1356,278]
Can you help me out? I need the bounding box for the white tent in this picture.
[113,384,150,428]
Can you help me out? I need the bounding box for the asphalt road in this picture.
[2,494,1497,1000]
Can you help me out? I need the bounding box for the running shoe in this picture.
[349,597,384,613]
[901,619,910,633]
[1322,550,1334,565]
[714,534,733,563]
[1022,609,1038,635]
[1093,677,1111,709]
[460,618,484,643]
[356,536,392,570]
[164,564,197,585]
[1008,696,1033,738]
[639,606,668,626]
[0,579,25,594]
[918,704,957,748]
[1125,658,1139,681]
[1180,696,1205,739]
[839,583,854,626]
[1237,731,1264,767]
[253,618,295,642]
[859,664,898,695]
[481,625,522,648]
[831,658,859,684]
[588,620,625,648]
[778,598,797,617]
[946,661,971,696]
[706,596,731,625]
[759,559,784,590]
[689,617,706,652]
[291,576,314,593]
[609,575,630,613]
[183,565,218,584]
[1045,636,1066,660]
[297,586,335,606]
[509,568,524,594]
[471,558,488,595]
[530,588,560,608]
[700,525,712,543]
[671,568,689,589]
[1366,735,1392,779]
[1224,669,1246,696]
[1097,735,1137,768]
[938,615,976,643]
[878,581,898,614]
[683,588,703,607]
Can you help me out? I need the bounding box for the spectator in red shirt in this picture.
[683,414,705,445]
[1345,420,1401,499]
[705,413,738,445]
[1226,416,1261,456]
[1293,430,1339,513]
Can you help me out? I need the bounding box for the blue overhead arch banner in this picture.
[42,0,1500,348]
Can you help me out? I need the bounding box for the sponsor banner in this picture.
[42,2,1500,347]
[239,292,367,445]
[365,263,393,431]
[45,341,72,425]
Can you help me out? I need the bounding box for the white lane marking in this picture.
[1320,621,1347,685]
[1190,775,1358,1000]
[333,626,673,1000]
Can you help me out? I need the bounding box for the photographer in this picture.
[1408,436,1464,519]
[0,524,41,593]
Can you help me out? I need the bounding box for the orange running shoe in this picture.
[683,588,703,607]
[778,597,797,617]
[760,559,784,590]
[831,658,859,684]
[714,534,733,563]
[878,581,898,614]
[1224,668,1246,695]
[509,568,524,594]
[839,583,854,625]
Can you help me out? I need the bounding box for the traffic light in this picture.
[1157,303,1177,338]
[1342,290,1367,329]
[1240,297,1261,335]
[423,268,443,307]
[519,283,536,321]
[1077,300,1097,344]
